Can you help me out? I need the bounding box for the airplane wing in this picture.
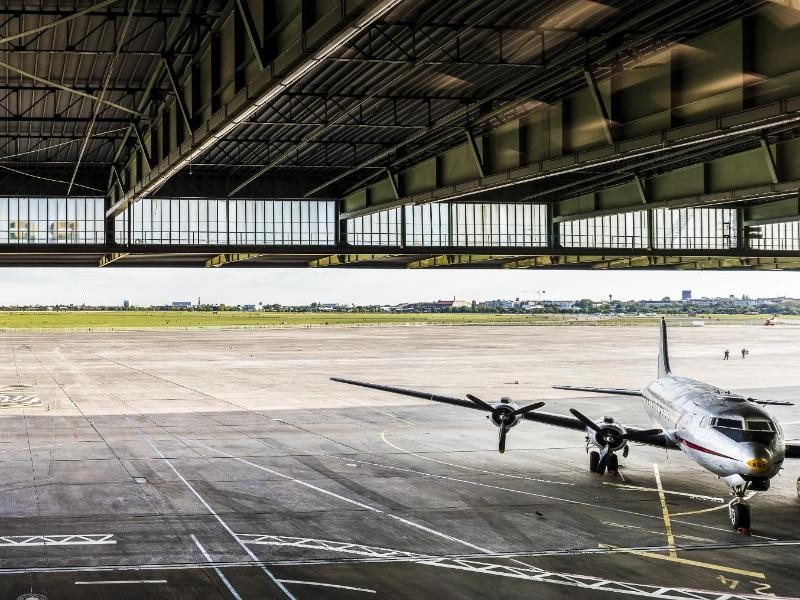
[747,398,794,407]
[332,377,676,449]
[785,443,800,458]
[330,377,478,411]
[552,385,642,397]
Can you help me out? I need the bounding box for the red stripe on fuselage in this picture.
[674,434,736,461]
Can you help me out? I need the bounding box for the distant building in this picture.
[543,300,576,310]
[435,299,470,308]
[483,299,514,309]
[682,290,692,301]
[172,301,192,308]
[123,300,129,309]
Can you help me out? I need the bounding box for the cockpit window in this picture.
[711,417,776,444]
[711,418,742,429]
[746,420,774,431]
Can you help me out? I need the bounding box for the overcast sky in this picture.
[0,268,798,306]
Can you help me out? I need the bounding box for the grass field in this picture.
[0,311,793,330]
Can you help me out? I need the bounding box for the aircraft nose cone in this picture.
[744,444,772,473]
[747,457,770,473]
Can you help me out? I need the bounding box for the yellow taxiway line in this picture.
[599,544,766,579]
[653,463,678,558]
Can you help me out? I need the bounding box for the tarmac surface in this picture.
[0,323,798,599]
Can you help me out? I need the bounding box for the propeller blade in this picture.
[569,408,601,433]
[511,401,545,417]
[596,445,610,473]
[499,425,508,453]
[466,393,494,411]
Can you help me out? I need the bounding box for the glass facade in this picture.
[558,207,739,249]
[348,202,548,247]
[115,198,336,245]
[653,207,737,250]
[748,221,800,251]
[449,203,547,247]
[405,203,449,246]
[0,197,104,244]
[348,208,401,246]
[559,211,648,248]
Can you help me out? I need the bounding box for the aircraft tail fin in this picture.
[658,317,671,378]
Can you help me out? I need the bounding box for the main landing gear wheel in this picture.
[729,502,750,531]
[607,453,619,476]
[589,451,600,472]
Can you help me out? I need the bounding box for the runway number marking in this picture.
[752,581,776,596]
[718,576,739,589]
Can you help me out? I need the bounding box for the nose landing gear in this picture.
[587,446,620,475]
[728,484,751,534]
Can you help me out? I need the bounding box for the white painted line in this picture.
[0,534,116,547]
[142,436,297,600]
[238,534,428,559]
[279,580,376,594]
[190,534,243,600]
[380,424,574,486]
[0,440,81,455]
[0,394,40,408]
[603,482,724,503]
[336,456,777,541]
[671,492,758,517]
[75,580,167,585]
[601,522,715,544]
[183,437,494,555]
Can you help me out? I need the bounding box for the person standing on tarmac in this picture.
[724,349,730,360]
[741,348,747,359]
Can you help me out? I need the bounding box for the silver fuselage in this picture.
[642,375,785,486]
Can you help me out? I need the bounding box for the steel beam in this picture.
[133,122,154,170]
[234,0,265,71]
[205,253,264,267]
[0,59,141,117]
[0,0,119,47]
[309,254,399,267]
[583,68,614,145]
[110,0,405,217]
[760,138,779,184]
[307,0,693,199]
[163,57,193,134]
[342,97,800,221]
[465,129,485,179]
[407,254,510,268]
[503,256,557,268]
[98,252,130,267]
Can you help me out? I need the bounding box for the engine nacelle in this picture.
[588,417,627,451]
[487,397,522,430]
